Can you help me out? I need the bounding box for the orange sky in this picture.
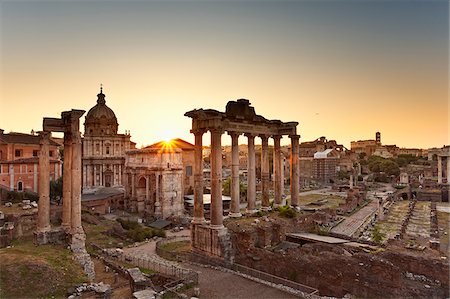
[1,1,448,149]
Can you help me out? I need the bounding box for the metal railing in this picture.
[118,253,198,285]
[231,263,319,295]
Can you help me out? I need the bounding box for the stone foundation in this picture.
[191,224,232,263]
[33,227,67,245]
[71,231,96,281]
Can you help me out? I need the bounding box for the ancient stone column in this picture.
[246,134,257,213]
[210,129,223,228]
[62,132,72,231]
[145,175,150,202]
[71,130,83,234]
[273,135,282,207]
[131,173,136,198]
[37,131,51,232]
[290,135,300,206]
[229,132,241,217]
[193,130,205,224]
[260,135,270,210]
[438,156,442,184]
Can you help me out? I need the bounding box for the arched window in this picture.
[17,181,23,191]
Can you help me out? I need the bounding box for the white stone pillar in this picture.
[290,135,300,206]
[229,132,241,217]
[273,135,282,207]
[37,131,51,232]
[438,156,442,184]
[62,132,72,230]
[119,164,122,186]
[246,134,257,213]
[146,175,150,202]
[193,130,205,224]
[210,129,223,228]
[260,135,270,210]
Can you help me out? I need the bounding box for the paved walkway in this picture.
[331,199,379,237]
[123,230,298,298]
[183,263,298,299]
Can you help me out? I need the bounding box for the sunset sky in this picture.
[1,0,448,149]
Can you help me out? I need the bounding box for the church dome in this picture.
[84,88,119,136]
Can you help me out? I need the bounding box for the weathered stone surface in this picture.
[132,289,156,299]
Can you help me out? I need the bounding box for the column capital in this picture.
[228,131,242,138]
[259,134,270,140]
[289,134,301,140]
[209,127,224,135]
[38,131,51,143]
[191,129,207,136]
[244,133,256,139]
[272,135,282,141]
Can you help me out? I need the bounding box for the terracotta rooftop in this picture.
[0,132,60,146]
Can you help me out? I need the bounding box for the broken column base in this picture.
[34,227,67,245]
[191,223,233,265]
[71,231,96,281]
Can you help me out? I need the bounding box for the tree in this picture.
[50,177,63,203]
[222,177,247,199]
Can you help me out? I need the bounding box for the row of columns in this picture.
[37,119,84,236]
[192,130,300,228]
[437,155,450,184]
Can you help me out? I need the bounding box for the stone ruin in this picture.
[33,109,95,280]
[185,99,299,261]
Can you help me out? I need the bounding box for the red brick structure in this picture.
[0,130,61,193]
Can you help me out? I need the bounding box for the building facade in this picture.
[82,89,133,192]
[124,147,183,219]
[0,130,61,193]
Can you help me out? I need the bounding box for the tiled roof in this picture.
[0,132,60,146]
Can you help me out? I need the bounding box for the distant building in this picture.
[82,88,134,192]
[0,130,61,193]
[124,146,183,219]
[313,149,340,183]
[145,138,195,196]
[350,132,381,156]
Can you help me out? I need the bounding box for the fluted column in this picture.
[193,130,205,224]
[210,129,223,228]
[71,130,83,234]
[62,132,72,231]
[246,134,257,213]
[273,135,282,207]
[438,156,442,184]
[146,175,150,202]
[260,135,270,210]
[229,132,241,217]
[290,135,300,206]
[37,131,51,232]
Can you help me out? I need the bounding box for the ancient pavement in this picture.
[331,199,379,237]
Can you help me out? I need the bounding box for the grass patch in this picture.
[159,241,191,253]
[0,237,87,298]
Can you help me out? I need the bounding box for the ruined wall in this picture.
[229,222,449,298]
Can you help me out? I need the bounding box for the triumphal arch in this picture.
[185,99,299,258]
